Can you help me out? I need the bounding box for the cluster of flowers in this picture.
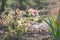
[0,8,42,30]
[0,8,49,38]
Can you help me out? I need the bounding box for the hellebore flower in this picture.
[16,8,24,17]
[28,9,39,16]
[32,10,39,16]
[15,8,20,14]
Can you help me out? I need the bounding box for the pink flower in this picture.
[32,10,39,16]
[34,11,38,16]
[15,8,20,14]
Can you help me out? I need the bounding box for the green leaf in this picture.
[56,9,60,40]
[8,26,12,31]
[6,0,14,5]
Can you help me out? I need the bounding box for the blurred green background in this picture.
[0,0,57,14]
